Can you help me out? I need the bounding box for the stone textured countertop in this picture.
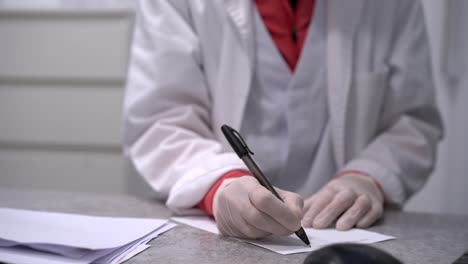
[1,188,467,264]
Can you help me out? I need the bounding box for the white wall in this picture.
[405,0,468,215]
[0,5,134,195]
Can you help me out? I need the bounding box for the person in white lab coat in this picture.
[123,0,442,239]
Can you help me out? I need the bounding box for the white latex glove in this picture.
[302,173,384,230]
[213,176,303,239]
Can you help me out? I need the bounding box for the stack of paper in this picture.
[172,216,395,255]
[0,208,176,264]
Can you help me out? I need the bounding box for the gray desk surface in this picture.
[1,188,467,264]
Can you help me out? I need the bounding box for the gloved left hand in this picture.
[302,173,384,230]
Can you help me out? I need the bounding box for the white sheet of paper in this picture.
[0,208,168,250]
[116,245,150,264]
[0,247,93,264]
[98,222,177,264]
[0,208,177,264]
[172,216,220,235]
[0,235,148,264]
[149,222,178,237]
[0,222,177,264]
[172,216,395,255]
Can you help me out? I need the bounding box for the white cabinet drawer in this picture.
[0,84,124,146]
[0,9,133,81]
[0,149,127,194]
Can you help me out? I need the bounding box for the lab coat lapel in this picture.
[326,0,364,167]
[223,0,255,130]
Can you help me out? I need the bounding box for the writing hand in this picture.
[213,176,303,239]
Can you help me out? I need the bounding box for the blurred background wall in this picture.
[0,0,466,215]
[0,0,135,195]
[405,0,468,215]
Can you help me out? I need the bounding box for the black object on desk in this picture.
[453,250,468,264]
[221,124,311,247]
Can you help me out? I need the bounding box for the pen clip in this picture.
[221,125,254,158]
[231,129,254,155]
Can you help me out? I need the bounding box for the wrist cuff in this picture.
[335,170,385,198]
[196,169,251,216]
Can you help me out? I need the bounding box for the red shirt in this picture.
[255,0,315,71]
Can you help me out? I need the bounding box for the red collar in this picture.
[255,0,315,71]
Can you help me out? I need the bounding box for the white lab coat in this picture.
[123,0,442,214]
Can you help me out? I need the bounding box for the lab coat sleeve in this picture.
[342,1,443,206]
[123,0,246,214]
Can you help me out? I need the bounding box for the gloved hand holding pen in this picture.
[213,176,304,239]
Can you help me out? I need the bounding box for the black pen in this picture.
[221,124,311,247]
